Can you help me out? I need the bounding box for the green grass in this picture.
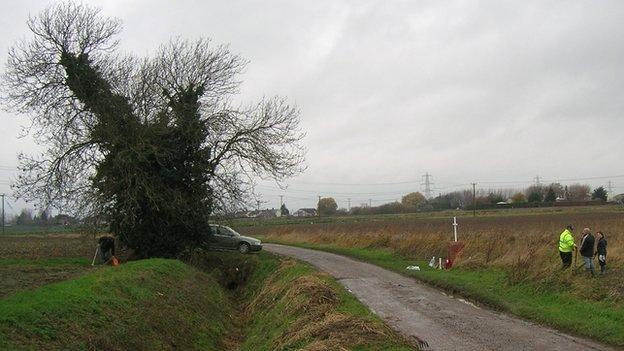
[266,241,624,347]
[0,251,415,350]
[0,258,234,350]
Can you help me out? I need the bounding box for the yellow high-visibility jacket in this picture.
[559,229,575,252]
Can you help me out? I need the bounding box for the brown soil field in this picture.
[0,234,95,260]
[0,235,98,297]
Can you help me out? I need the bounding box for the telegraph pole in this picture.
[1,194,4,235]
[534,175,542,187]
[317,195,321,218]
[607,180,614,199]
[368,199,372,207]
[472,183,477,217]
[347,198,351,212]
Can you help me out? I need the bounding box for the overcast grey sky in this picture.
[1,0,623,213]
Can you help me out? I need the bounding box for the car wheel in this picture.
[238,243,250,254]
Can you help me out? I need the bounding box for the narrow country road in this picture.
[264,244,616,351]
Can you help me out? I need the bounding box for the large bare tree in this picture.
[2,2,305,257]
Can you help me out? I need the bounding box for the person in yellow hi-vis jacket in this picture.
[558,224,577,269]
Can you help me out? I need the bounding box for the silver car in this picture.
[205,224,262,254]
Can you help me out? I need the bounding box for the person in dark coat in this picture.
[579,228,595,276]
[595,231,607,274]
[98,235,116,263]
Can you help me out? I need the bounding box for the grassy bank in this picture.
[235,252,412,351]
[0,247,416,350]
[266,241,624,347]
[0,259,234,350]
[187,251,414,350]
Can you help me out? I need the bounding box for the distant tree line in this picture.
[11,208,78,226]
[314,183,611,216]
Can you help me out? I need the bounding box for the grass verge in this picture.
[0,258,234,350]
[0,250,416,350]
[265,241,624,347]
[236,252,413,351]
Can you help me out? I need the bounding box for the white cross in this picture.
[453,216,458,242]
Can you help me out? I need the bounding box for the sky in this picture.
[1,0,623,213]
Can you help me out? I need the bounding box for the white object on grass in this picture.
[406,265,420,271]
[428,256,436,268]
[453,216,458,242]
[439,257,443,270]
[91,244,100,266]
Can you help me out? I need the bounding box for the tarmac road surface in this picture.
[264,244,617,351]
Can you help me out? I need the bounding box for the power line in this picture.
[283,179,424,186]
[256,172,624,207]
[268,173,624,188]
[255,185,415,196]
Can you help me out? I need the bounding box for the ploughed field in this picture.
[0,234,414,350]
[0,235,96,297]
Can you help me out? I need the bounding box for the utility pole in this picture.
[607,180,614,199]
[1,194,4,235]
[317,195,321,218]
[472,183,477,217]
[278,195,284,217]
[347,198,351,212]
[422,172,433,199]
[368,199,372,208]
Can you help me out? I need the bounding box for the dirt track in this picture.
[265,244,616,351]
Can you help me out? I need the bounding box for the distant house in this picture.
[245,209,277,219]
[294,208,317,217]
[259,209,278,219]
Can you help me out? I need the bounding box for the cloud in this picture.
[1,0,623,212]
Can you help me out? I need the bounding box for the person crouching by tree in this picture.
[579,228,596,276]
[98,235,116,264]
[596,231,607,274]
[558,224,576,269]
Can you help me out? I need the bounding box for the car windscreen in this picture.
[220,226,238,236]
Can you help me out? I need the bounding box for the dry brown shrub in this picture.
[247,210,624,299]
[277,312,392,351]
[246,259,404,350]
